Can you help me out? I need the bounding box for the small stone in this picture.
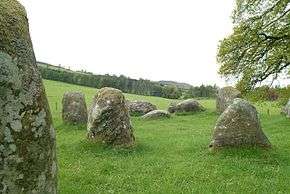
[169,99,205,114]
[142,110,171,120]
[126,100,157,116]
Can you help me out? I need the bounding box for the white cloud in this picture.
[19,0,235,86]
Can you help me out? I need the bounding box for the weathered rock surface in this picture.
[281,99,290,118]
[170,99,205,114]
[62,92,88,124]
[126,100,157,116]
[216,86,241,114]
[141,110,171,120]
[168,102,177,113]
[87,88,135,147]
[209,98,271,150]
[0,1,57,193]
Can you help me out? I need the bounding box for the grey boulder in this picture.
[170,99,205,114]
[62,91,88,124]
[168,102,178,113]
[126,100,157,116]
[210,98,271,150]
[281,99,290,118]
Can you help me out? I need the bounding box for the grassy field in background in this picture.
[44,79,290,194]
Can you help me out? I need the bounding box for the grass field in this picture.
[43,79,290,194]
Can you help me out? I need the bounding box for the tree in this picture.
[217,0,290,92]
[162,85,182,99]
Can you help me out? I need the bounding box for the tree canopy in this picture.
[217,0,290,92]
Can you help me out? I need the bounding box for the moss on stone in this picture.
[95,87,125,105]
[0,0,30,58]
[0,1,57,193]
[210,98,271,150]
[62,92,88,125]
[88,87,135,148]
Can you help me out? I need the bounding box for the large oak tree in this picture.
[217,0,290,92]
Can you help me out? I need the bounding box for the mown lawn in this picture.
[43,79,290,194]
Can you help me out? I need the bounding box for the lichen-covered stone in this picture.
[62,92,88,124]
[170,99,205,114]
[141,110,171,120]
[87,88,135,147]
[0,1,57,193]
[168,102,177,113]
[281,99,290,118]
[209,98,271,150]
[216,86,241,114]
[126,100,157,116]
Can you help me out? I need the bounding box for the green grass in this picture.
[43,79,290,194]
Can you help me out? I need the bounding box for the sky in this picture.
[19,0,235,86]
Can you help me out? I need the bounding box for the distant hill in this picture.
[158,80,192,90]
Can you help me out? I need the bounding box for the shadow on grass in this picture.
[77,138,153,158]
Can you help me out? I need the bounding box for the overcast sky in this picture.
[19,0,235,86]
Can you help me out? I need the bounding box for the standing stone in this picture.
[281,99,290,118]
[209,98,271,150]
[87,88,135,147]
[126,100,157,116]
[216,86,241,114]
[0,0,57,193]
[62,92,88,124]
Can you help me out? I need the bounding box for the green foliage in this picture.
[217,0,290,92]
[245,85,279,102]
[161,85,182,99]
[44,80,290,193]
[244,85,290,106]
[0,0,28,57]
[184,85,218,99]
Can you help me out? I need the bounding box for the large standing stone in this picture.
[141,110,171,120]
[126,100,157,116]
[62,92,88,124]
[87,88,135,147]
[216,86,241,114]
[0,1,57,193]
[169,99,205,114]
[209,98,271,150]
[281,99,290,118]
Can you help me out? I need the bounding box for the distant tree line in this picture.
[38,63,219,100]
[38,63,184,99]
